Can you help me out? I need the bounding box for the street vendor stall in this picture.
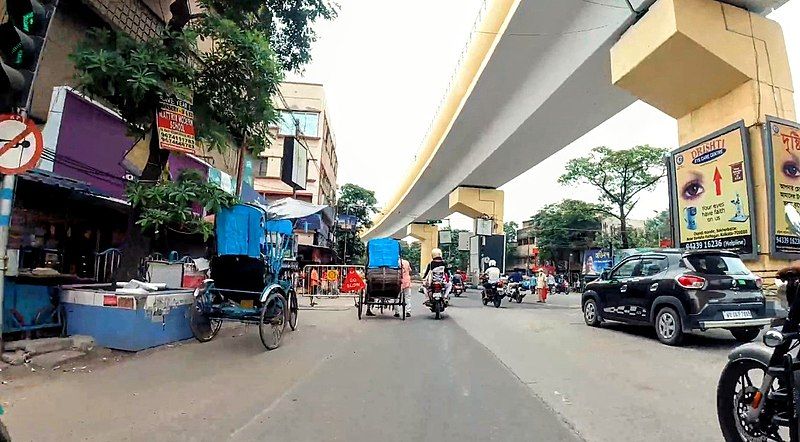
[3,169,128,337]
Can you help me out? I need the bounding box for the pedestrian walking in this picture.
[536,270,547,303]
[395,258,412,317]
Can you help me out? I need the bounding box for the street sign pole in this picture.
[0,173,15,350]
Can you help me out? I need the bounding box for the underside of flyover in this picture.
[361,0,789,242]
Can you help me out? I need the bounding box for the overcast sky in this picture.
[288,0,800,230]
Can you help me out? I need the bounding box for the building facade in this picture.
[253,82,339,253]
[254,81,339,208]
[512,219,538,271]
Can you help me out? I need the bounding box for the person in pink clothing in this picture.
[394,258,412,317]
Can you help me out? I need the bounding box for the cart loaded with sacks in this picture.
[357,238,406,320]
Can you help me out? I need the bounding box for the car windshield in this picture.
[685,254,750,276]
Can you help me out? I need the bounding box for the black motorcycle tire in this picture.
[482,296,489,306]
[516,296,523,303]
[493,296,502,308]
[434,301,442,320]
[716,358,771,442]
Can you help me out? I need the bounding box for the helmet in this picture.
[431,248,442,258]
[489,259,497,266]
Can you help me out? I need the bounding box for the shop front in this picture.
[3,169,129,337]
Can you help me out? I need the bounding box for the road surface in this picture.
[0,287,743,441]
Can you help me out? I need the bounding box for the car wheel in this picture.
[730,327,761,343]
[655,306,684,346]
[583,299,601,327]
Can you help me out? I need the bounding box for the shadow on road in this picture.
[596,321,745,349]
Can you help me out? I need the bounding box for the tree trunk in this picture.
[116,128,169,282]
[619,205,629,249]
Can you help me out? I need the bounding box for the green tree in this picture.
[126,169,238,241]
[400,241,421,275]
[334,183,379,264]
[504,221,518,266]
[441,229,470,272]
[643,210,671,246]
[531,200,605,261]
[558,145,668,248]
[71,0,338,154]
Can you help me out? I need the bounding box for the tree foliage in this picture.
[596,210,671,250]
[126,169,238,240]
[531,200,605,261]
[503,221,518,265]
[558,146,667,248]
[442,229,470,272]
[400,241,421,275]
[334,183,379,264]
[71,0,337,154]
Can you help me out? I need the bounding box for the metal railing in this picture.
[298,265,366,307]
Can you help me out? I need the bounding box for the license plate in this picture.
[723,310,752,320]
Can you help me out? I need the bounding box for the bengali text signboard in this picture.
[765,116,800,256]
[156,94,196,154]
[668,121,755,258]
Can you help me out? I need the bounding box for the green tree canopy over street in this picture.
[558,145,667,249]
[531,199,604,261]
[335,183,379,264]
[71,0,338,154]
[504,221,518,265]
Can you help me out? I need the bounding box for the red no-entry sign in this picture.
[0,114,44,175]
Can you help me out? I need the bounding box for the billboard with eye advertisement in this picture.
[765,116,800,257]
[667,120,756,259]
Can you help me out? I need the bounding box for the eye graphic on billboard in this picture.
[764,116,800,257]
[667,121,755,258]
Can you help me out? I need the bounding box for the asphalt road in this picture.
[0,287,746,441]
[1,289,578,442]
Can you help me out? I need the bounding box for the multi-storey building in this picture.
[253,81,339,253]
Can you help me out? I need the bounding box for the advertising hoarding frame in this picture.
[667,120,757,260]
[764,115,800,259]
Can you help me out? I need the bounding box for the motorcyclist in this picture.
[422,248,451,302]
[483,260,501,299]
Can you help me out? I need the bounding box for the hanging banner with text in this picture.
[156,93,196,154]
[765,116,800,256]
[668,120,756,258]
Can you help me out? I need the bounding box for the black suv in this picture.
[581,249,771,345]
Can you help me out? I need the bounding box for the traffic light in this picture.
[0,0,54,113]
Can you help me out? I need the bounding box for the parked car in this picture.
[581,249,771,346]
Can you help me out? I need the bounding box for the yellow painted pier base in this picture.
[449,187,505,235]
[407,223,439,274]
[611,0,795,277]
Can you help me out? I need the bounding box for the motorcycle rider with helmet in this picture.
[422,248,451,303]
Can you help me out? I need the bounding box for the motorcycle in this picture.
[452,279,465,297]
[554,280,569,295]
[426,281,447,320]
[506,281,526,303]
[717,205,800,441]
[482,279,504,308]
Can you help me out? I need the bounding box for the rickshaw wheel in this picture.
[190,289,222,343]
[357,291,364,320]
[287,291,299,331]
[259,291,287,350]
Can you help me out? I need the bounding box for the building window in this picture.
[255,158,282,178]
[278,111,320,138]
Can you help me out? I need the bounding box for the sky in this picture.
[288,0,800,231]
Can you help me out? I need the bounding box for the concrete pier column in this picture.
[448,187,505,235]
[611,0,795,275]
[407,223,439,274]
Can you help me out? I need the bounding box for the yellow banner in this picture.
[768,119,800,254]
[672,124,752,254]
